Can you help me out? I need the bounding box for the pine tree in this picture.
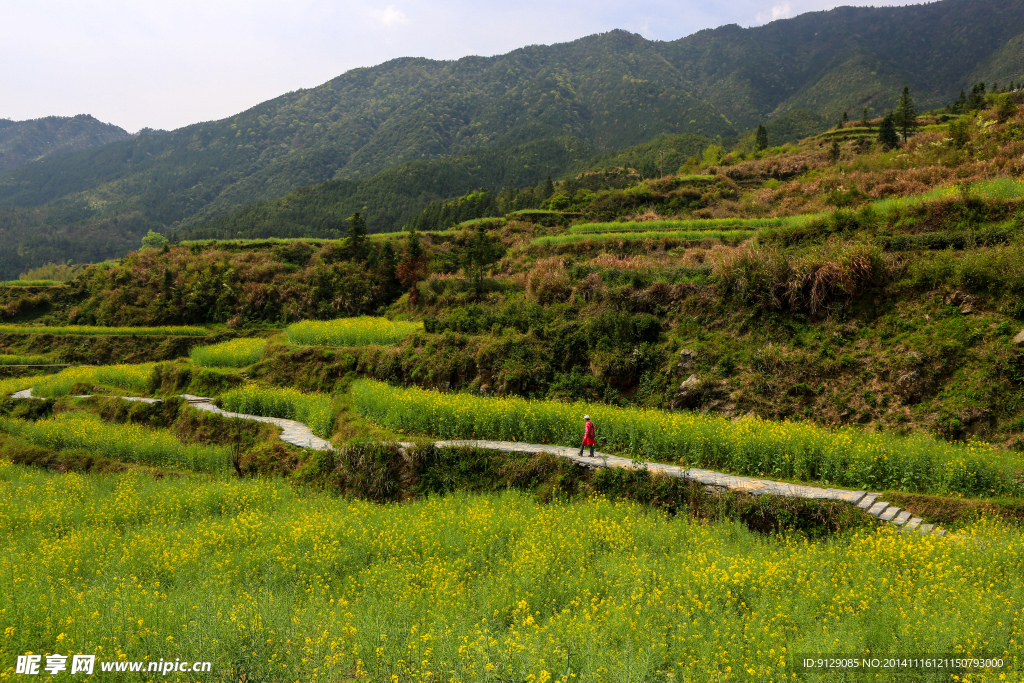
[829,140,841,163]
[878,112,900,150]
[755,124,769,151]
[967,83,987,111]
[860,108,870,127]
[951,90,967,115]
[894,87,918,143]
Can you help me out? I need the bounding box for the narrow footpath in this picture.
[8,388,943,536]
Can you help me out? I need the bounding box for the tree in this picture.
[967,82,987,111]
[542,176,555,199]
[996,94,1018,123]
[829,140,841,163]
[755,124,769,151]
[894,87,918,142]
[950,90,967,115]
[877,112,900,150]
[465,225,504,297]
[344,212,367,258]
[141,230,168,250]
[860,108,870,127]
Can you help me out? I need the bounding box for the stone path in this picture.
[9,389,333,451]
[434,440,945,536]
[8,388,943,535]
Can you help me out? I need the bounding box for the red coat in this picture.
[582,420,596,446]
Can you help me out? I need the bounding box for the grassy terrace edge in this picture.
[0,324,209,337]
[351,380,1023,497]
[530,229,756,247]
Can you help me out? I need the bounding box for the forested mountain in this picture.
[0,115,128,174]
[1,0,1024,276]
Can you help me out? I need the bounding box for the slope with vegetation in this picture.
[2,90,1023,451]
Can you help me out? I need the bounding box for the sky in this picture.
[1,0,924,133]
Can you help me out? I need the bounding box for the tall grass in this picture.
[286,317,423,347]
[190,338,267,367]
[220,384,334,438]
[0,412,230,472]
[0,324,208,336]
[531,229,756,247]
[351,380,1022,497]
[1,466,1020,681]
[31,364,154,397]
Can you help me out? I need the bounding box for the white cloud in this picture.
[370,4,409,26]
[755,2,794,24]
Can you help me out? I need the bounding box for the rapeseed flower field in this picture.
[287,317,423,347]
[31,364,155,397]
[189,338,267,368]
[0,412,231,473]
[221,384,335,438]
[352,380,1023,497]
[0,462,1019,682]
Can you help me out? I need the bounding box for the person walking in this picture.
[579,414,596,458]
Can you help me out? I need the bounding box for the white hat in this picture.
[583,415,591,420]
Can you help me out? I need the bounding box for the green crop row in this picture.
[0,354,59,366]
[220,385,335,439]
[0,324,208,337]
[351,380,1023,497]
[286,317,423,347]
[531,229,756,247]
[0,412,231,472]
[0,280,63,287]
[31,364,154,398]
[568,217,800,234]
[190,338,267,368]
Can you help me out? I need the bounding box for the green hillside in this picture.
[0,115,128,175]
[1,0,1024,278]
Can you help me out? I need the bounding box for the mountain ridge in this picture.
[1,0,1023,277]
